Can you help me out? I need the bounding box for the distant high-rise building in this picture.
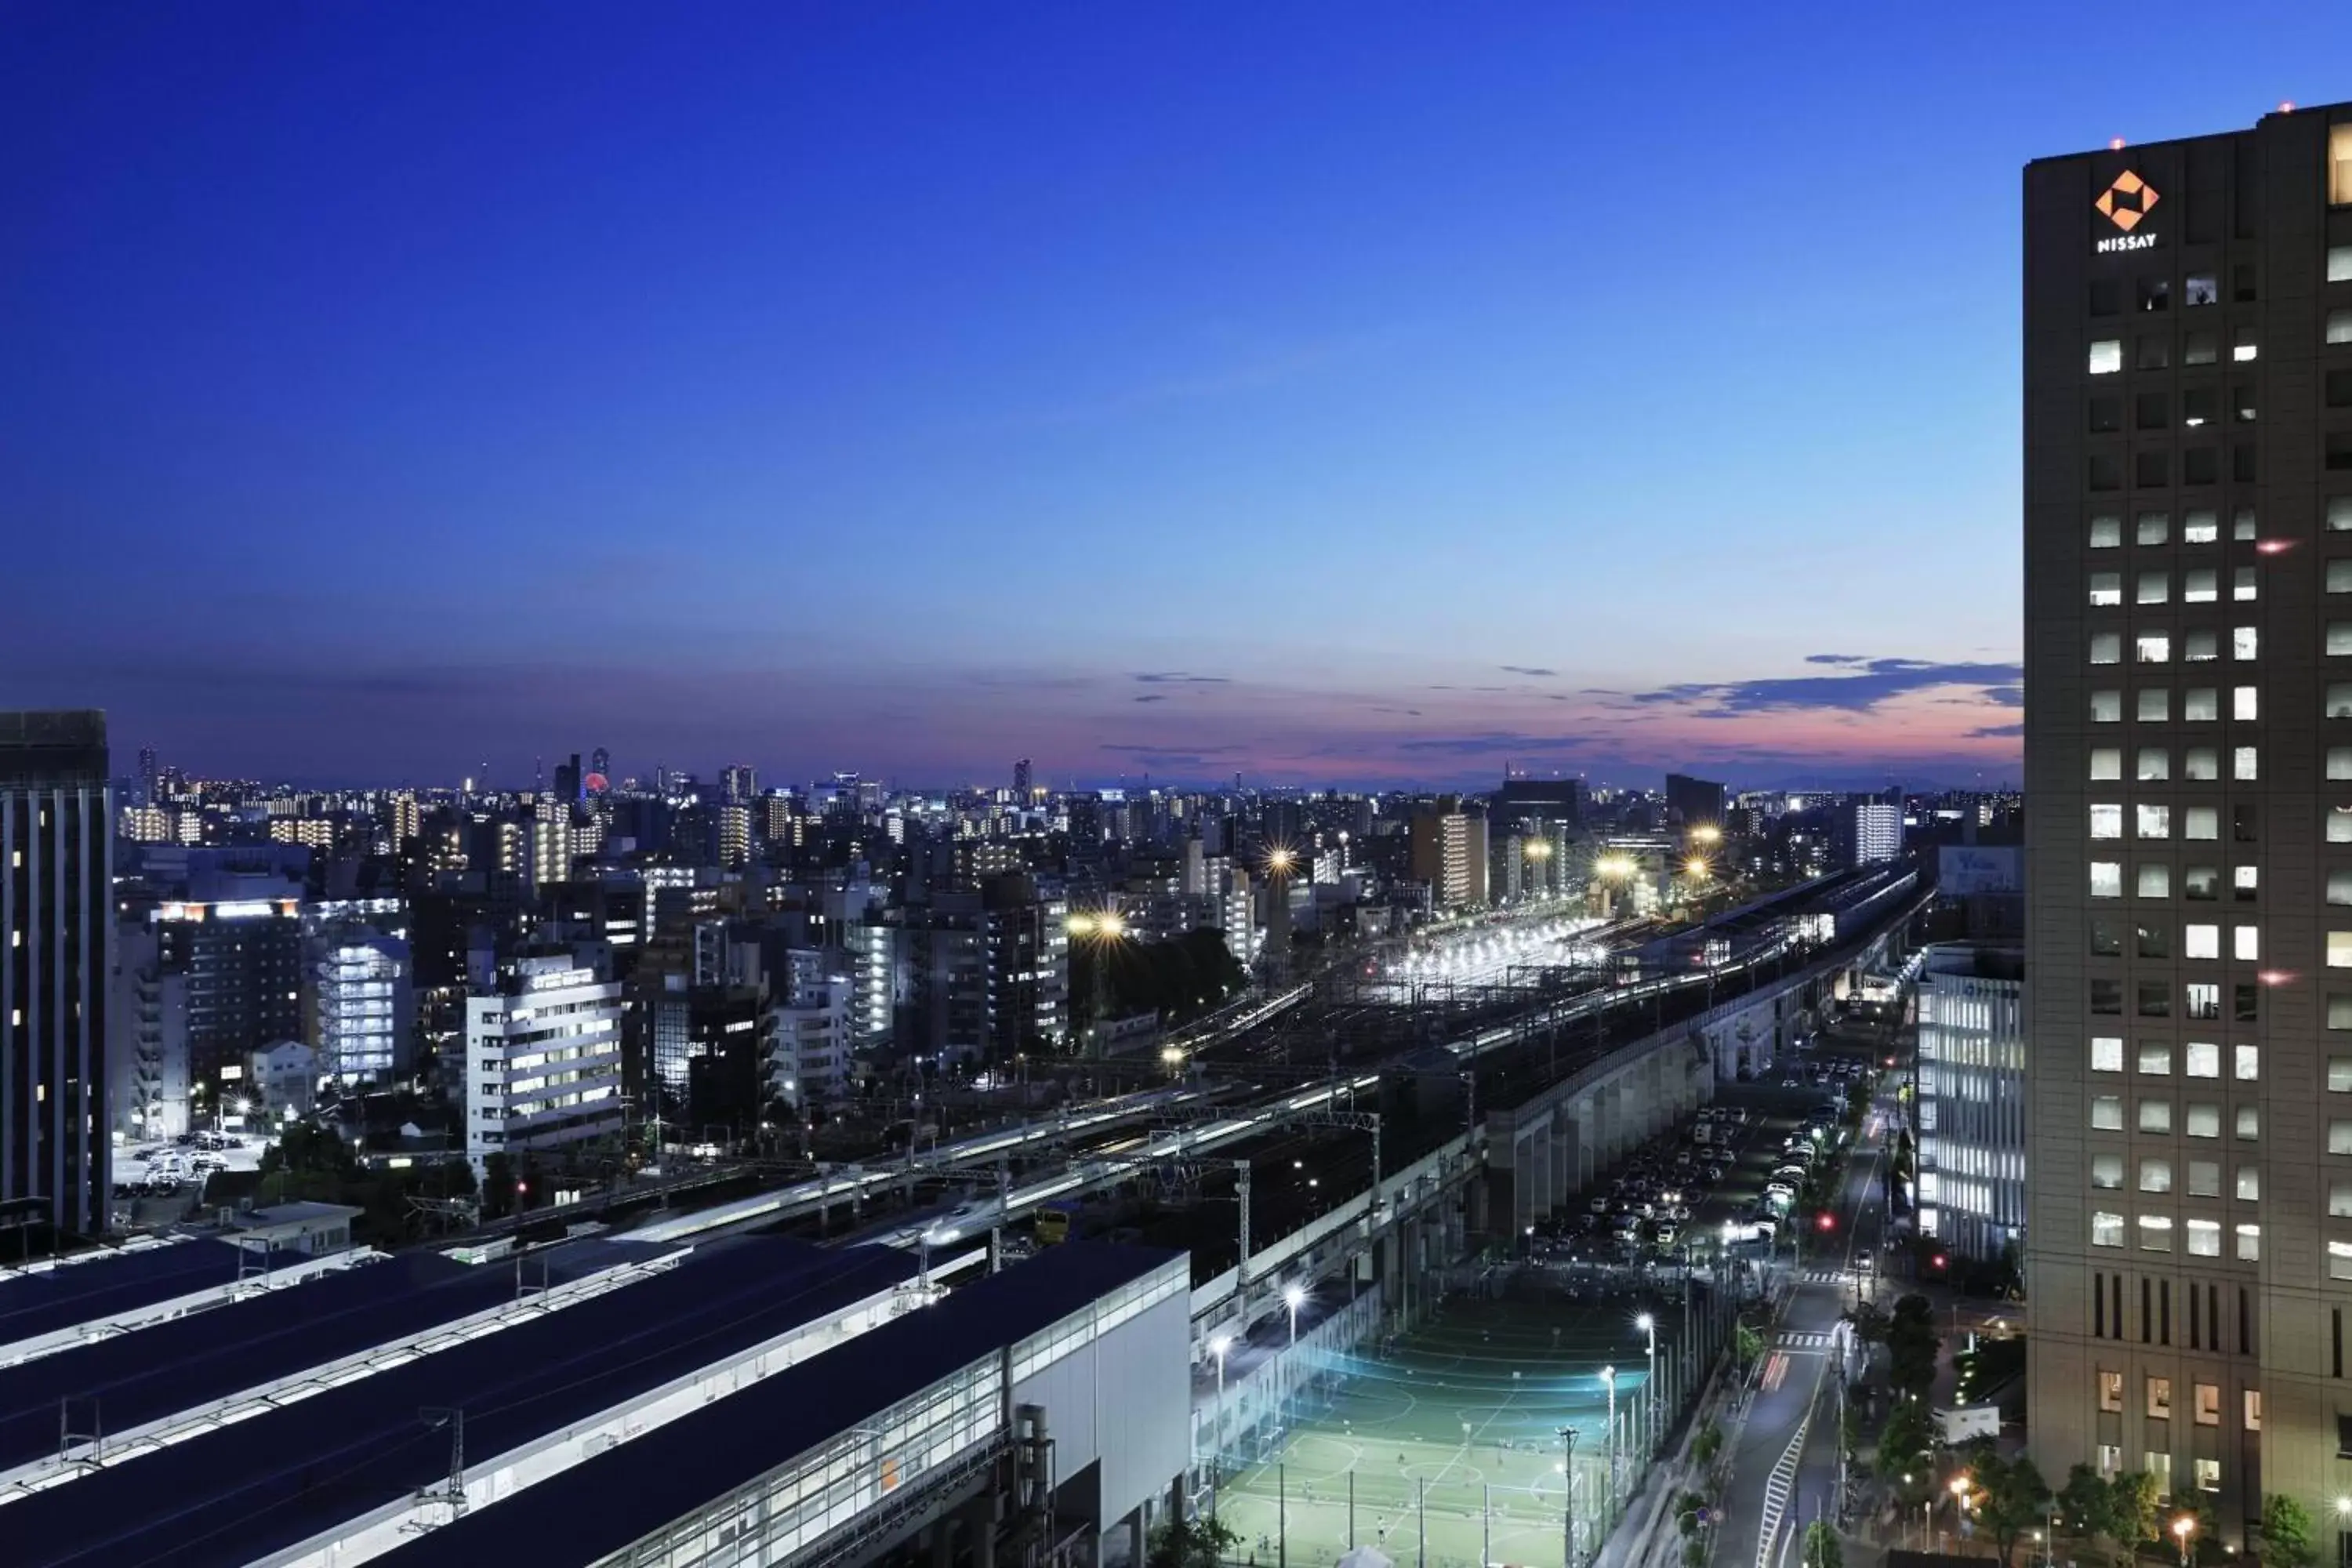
[1409,808,1489,909]
[1,711,111,1232]
[1842,801,1900,867]
[720,764,757,805]
[384,791,422,848]
[717,804,752,869]
[1664,773,1727,832]
[305,911,412,1086]
[552,753,583,805]
[2024,105,2352,1537]
[1014,758,1033,799]
[136,746,159,807]
[587,746,612,794]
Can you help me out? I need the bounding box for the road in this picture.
[1715,1050,1896,1568]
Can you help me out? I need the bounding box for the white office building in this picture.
[464,952,624,1173]
[1914,943,2027,1261]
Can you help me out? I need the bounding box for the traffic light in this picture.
[1817,1213,1835,1232]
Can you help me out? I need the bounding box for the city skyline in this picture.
[3,3,2329,786]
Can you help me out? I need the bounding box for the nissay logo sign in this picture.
[2095,170,2160,252]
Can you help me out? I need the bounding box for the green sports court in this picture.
[1212,1282,1723,1568]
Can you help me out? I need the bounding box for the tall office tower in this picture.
[0,712,110,1233]
[136,746,158,807]
[1014,757,1033,800]
[720,764,757,805]
[588,746,611,793]
[2025,107,2352,1539]
[551,753,583,805]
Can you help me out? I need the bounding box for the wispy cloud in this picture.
[1398,731,1587,757]
[1134,672,1230,685]
[1133,694,1168,703]
[1969,722,2024,738]
[1500,665,1558,678]
[1626,657,2023,717]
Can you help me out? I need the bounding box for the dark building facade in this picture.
[2024,106,2352,1539]
[0,712,110,1233]
[1663,773,1727,831]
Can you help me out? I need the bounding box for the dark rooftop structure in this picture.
[0,1239,251,1355]
[6,1236,916,1568]
[0,1239,671,1483]
[376,1241,1181,1568]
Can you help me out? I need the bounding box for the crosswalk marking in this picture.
[1795,1268,1849,1285]
[1777,1330,1832,1349]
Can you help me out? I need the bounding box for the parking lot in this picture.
[111,1133,267,1225]
[1519,1032,1878,1286]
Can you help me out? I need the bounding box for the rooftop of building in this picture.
[5,1236,912,1568]
[2028,99,2349,166]
[373,1240,1184,1568]
[0,1236,247,1355]
[1920,942,2024,982]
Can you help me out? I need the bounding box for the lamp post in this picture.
[2173,1514,2197,1568]
[1559,1425,1580,1567]
[1635,1313,1658,1446]
[1601,1366,1618,1530]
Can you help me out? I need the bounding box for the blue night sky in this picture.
[0,3,2332,790]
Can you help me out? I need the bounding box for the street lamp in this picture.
[2173,1515,2197,1568]
[1283,1283,1307,1345]
[1600,1366,1618,1525]
[1635,1312,1658,1437]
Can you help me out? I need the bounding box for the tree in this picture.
[2264,1494,2318,1568]
[1878,1396,1934,1484]
[2057,1463,2118,1553]
[1802,1519,1844,1568]
[1973,1450,2052,1568]
[2109,1472,2163,1554]
[1147,1515,1239,1568]
[481,1152,518,1221]
[1886,1295,1941,1397]
[1693,1420,1724,1468]
[1734,1323,1765,1370]
[1846,1301,1893,1345]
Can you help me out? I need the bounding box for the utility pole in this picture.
[1559,1425,1579,1567]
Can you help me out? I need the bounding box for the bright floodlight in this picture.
[1066,913,1094,935]
[1266,847,1297,873]
[2173,1518,2196,1541]
[1691,824,1722,845]
[1684,857,1710,879]
[1951,1476,1972,1497]
[1635,1312,1654,1333]
[1599,1365,1615,1385]
[1098,911,1127,938]
[1595,854,1635,880]
[233,1098,252,1116]
[1284,1283,1306,1309]
[1210,1334,1232,1357]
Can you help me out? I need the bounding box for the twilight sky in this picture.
[0,3,2333,790]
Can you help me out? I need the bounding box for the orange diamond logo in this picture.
[2095,169,2160,233]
